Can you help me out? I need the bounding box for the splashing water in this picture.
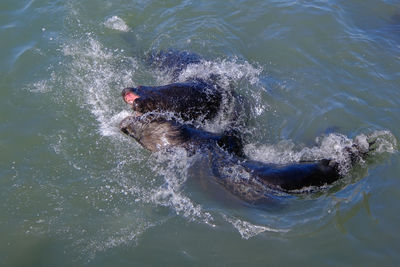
[52,30,285,251]
[149,148,215,225]
[245,130,397,176]
[104,16,131,32]
[62,37,137,136]
[27,11,398,256]
[177,58,262,87]
[57,33,397,247]
[223,215,289,239]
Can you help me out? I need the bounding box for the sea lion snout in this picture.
[122,87,141,105]
[119,116,137,136]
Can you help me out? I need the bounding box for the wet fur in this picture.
[120,115,243,156]
[122,50,246,156]
[122,80,223,122]
[119,50,371,203]
[120,115,370,203]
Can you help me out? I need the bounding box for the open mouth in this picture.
[123,91,140,104]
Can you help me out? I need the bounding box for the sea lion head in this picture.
[119,115,143,141]
[119,114,190,152]
[122,87,159,114]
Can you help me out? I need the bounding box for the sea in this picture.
[1,0,399,266]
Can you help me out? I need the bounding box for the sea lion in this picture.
[119,114,244,157]
[121,80,223,122]
[122,50,247,156]
[123,50,245,125]
[121,80,246,157]
[119,114,373,203]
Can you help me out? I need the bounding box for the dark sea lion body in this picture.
[119,115,369,203]
[210,152,340,202]
[122,49,246,156]
[122,80,223,122]
[123,50,244,123]
[120,115,244,157]
[119,49,374,203]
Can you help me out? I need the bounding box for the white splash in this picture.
[223,215,289,239]
[149,148,215,225]
[244,130,397,176]
[29,80,51,93]
[62,37,137,136]
[104,16,130,32]
[177,58,262,87]
[55,29,398,248]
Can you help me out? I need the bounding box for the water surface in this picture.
[1,0,400,266]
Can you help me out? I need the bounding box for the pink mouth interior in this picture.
[124,92,140,104]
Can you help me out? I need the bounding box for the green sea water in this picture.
[1,0,400,266]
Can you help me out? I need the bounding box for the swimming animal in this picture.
[121,80,223,122]
[122,49,246,156]
[119,114,374,203]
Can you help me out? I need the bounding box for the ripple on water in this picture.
[19,6,399,259]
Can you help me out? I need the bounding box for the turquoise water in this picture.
[1,0,400,266]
